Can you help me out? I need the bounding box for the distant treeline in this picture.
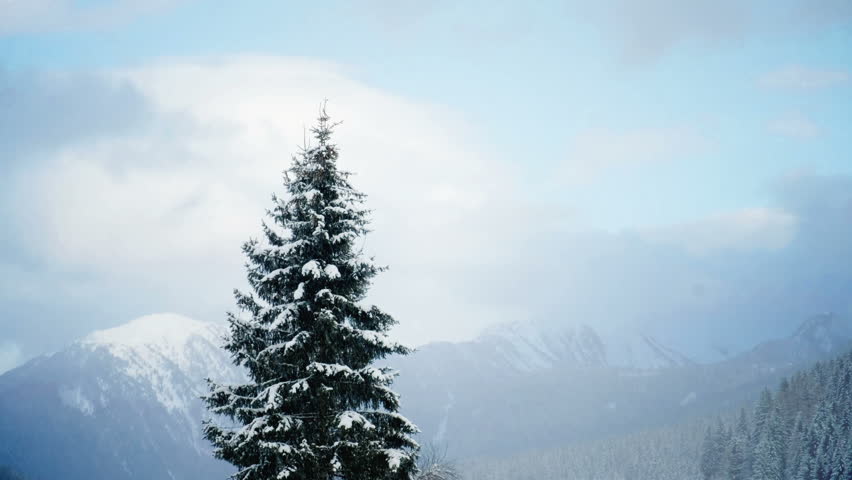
[463,349,852,480]
[700,350,852,480]
[463,417,709,480]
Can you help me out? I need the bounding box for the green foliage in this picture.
[204,107,418,480]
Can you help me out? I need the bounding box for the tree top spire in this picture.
[312,100,340,146]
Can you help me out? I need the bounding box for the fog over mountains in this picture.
[0,313,850,479]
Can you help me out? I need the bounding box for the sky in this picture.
[1,0,852,372]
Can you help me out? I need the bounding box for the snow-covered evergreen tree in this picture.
[811,402,836,480]
[752,430,782,480]
[794,426,816,480]
[753,389,774,439]
[728,409,751,480]
[785,412,805,480]
[700,423,727,480]
[203,107,419,480]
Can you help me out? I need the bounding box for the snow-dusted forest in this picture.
[3,2,852,480]
[463,349,852,480]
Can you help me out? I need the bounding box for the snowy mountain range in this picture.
[1,313,850,479]
[392,313,852,457]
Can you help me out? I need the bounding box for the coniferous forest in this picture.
[462,349,852,480]
[699,351,852,480]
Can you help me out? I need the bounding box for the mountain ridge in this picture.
[1,312,851,478]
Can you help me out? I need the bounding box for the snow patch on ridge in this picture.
[478,320,692,371]
[84,314,217,352]
[80,313,238,414]
[59,385,95,416]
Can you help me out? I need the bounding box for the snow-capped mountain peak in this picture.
[83,313,218,348]
[81,313,224,375]
[3,313,849,478]
[0,313,244,480]
[475,320,691,371]
[605,332,694,370]
[78,313,241,414]
[792,312,852,353]
[478,321,606,370]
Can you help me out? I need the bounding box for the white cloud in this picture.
[6,55,849,358]
[769,113,821,140]
[759,66,849,90]
[640,207,799,254]
[562,127,710,183]
[0,341,22,374]
[11,56,531,345]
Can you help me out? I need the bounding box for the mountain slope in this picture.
[391,313,852,457]
[0,313,850,478]
[0,314,243,480]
